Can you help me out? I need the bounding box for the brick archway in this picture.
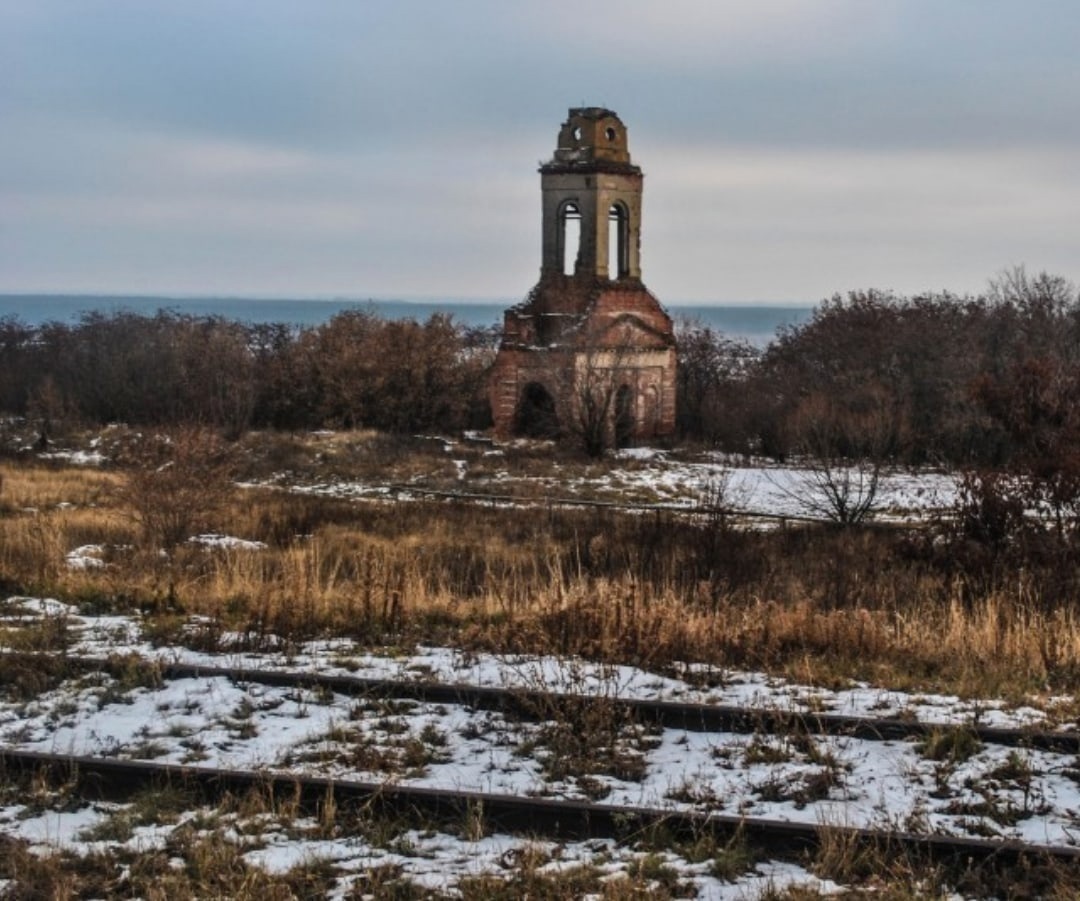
[514,381,560,439]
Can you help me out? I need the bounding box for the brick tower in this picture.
[489,108,677,448]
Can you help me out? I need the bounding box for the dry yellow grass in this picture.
[0,463,130,587]
[0,462,121,510]
[3,460,1080,703]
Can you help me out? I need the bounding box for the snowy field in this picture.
[32,429,959,522]
[2,596,1078,896]
[269,443,958,523]
[5,435,1071,895]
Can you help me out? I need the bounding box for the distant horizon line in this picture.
[0,291,819,308]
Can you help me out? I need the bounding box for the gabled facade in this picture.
[489,108,677,446]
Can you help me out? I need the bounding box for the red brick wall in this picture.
[490,280,677,441]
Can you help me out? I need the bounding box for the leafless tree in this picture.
[558,335,640,458]
[27,375,68,450]
[799,459,882,525]
[774,390,901,525]
[675,319,759,446]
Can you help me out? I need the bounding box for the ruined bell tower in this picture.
[540,108,643,284]
[489,107,677,447]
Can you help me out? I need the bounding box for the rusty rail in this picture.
[12,653,1078,753]
[3,748,1077,872]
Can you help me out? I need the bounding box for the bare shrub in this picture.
[800,460,882,526]
[951,470,1027,550]
[312,311,484,433]
[27,374,71,449]
[771,391,894,525]
[114,428,236,549]
[675,319,759,448]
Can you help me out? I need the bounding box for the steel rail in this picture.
[380,482,929,528]
[14,653,1079,753]
[2,748,1077,872]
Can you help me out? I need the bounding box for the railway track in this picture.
[5,649,1080,889]
[358,481,930,529]
[13,652,1080,753]
[2,747,1078,874]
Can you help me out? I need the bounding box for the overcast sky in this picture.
[3,1,1078,304]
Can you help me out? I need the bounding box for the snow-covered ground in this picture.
[273,449,957,522]
[0,798,845,899]
[34,427,956,522]
[6,437,1069,893]
[2,595,1078,895]
[3,598,1078,848]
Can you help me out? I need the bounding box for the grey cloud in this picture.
[2,0,1078,299]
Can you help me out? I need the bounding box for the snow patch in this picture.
[38,450,106,466]
[187,534,268,551]
[65,546,106,570]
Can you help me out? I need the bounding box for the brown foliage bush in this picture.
[0,309,494,437]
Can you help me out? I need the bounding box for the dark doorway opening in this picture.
[614,384,634,448]
[515,382,560,438]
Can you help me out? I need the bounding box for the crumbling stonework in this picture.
[490,108,677,445]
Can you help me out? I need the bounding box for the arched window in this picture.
[608,203,629,279]
[558,202,581,276]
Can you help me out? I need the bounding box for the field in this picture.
[2,427,1079,898]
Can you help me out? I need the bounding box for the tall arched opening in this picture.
[614,383,635,448]
[514,382,560,438]
[608,202,629,279]
[558,202,581,276]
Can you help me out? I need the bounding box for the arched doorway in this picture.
[614,384,635,448]
[514,382,560,438]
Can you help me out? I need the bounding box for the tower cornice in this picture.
[539,161,642,177]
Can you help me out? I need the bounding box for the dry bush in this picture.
[113,427,237,549]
